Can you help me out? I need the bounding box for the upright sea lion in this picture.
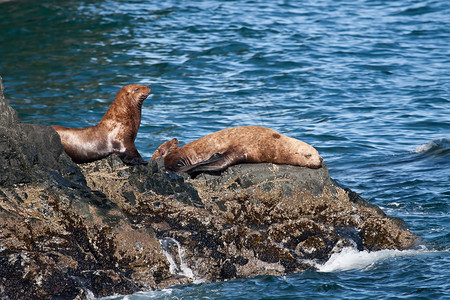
[52,84,150,165]
[152,126,323,174]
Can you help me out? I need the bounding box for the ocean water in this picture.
[0,0,449,299]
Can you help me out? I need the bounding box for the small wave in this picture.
[316,247,427,272]
[391,5,436,16]
[415,138,450,155]
[201,41,250,56]
[98,288,174,300]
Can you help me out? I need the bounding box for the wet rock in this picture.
[0,77,177,299]
[0,76,417,299]
[79,148,417,284]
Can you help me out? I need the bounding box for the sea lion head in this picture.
[294,143,323,169]
[151,138,179,160]
[163,152,192,173]
[117,84,151,107]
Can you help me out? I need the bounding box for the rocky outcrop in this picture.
[0,76,179,299]
[0,76,417,299]
[80,158,416,283]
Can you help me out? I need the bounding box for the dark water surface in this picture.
[1,0,449,299]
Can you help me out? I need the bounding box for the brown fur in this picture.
[151,138,179,160]
[152,126,323,174]
[52,84,150,164]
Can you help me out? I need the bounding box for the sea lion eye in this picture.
[305,154,312,158]
[176,161,185,168]
[134,87,140,92]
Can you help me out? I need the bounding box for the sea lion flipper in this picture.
[182,151,237,174]
[118,146,145,165]
[177,152,224,173]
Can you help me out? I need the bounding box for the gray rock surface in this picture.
[0,76,417,299]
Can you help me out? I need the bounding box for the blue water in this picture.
[0,0,449,299]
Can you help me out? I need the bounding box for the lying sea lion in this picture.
[52,84,150,164]
[151,126,323,174]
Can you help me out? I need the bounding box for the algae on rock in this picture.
[80,156,417,283]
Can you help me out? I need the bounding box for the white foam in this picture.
[415,137,450,154]
[159,237,196,280]
[316,247,426,272]
[415,141,435,154]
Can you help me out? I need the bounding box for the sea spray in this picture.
[415,138,450,158]
[316,247,428,272]
[159,237,196,280]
